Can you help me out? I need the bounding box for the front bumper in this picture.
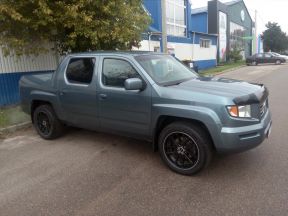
[217,110,272,153]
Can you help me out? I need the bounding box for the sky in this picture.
[191,0,288,35]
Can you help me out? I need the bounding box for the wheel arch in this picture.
[30,100,54,123]
[152,116,216,152]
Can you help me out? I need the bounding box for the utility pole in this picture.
[161,0,168,53]
[254,10,258,54]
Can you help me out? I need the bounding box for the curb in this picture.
[213,65,246,76]
[0,121,32,134]
[200,65,246,76]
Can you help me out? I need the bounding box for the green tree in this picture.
[228,46,243,63]
[262,22,288,53]
[0,0,151,56]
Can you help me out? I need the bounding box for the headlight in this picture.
[227,105,251,118]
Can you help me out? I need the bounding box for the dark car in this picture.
[246,53,286,66]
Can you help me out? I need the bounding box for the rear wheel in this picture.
[158,122,213,175]
[33,104,64,139]
[251,61,257,66]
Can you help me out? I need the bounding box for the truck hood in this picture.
[166,77,268,104]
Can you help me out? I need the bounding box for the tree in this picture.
[228,47,243,63]
[0,0,151,56]
[262,22,288,53]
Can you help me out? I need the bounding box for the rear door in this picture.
[97,56,152,139]
[256,53,264,64]
[263,53,273,63]
[58,56,99,129]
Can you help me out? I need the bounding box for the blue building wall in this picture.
[144,0,192,33]
[191,13,208,33]
[143,0,162,31]
[0,70,53,107]
[196,60,217,70]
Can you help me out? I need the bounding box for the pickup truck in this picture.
[20,51,272,175]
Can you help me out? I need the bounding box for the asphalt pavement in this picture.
[1,63,288,216]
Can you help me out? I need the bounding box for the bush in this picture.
[228,48,243,63]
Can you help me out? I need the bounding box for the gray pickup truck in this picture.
[20,51,272,175]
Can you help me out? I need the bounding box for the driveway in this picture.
[1,64,288,216]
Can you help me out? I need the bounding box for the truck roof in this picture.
[67,51,165,57]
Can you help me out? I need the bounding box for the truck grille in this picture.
[260,100,268,118]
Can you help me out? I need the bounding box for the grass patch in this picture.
[0,106,30,129]
[201,61,246,76]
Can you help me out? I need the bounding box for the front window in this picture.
[135,55,198,86]
[102,58,141,88]
[166,0,186,37]
[271,52,280,56]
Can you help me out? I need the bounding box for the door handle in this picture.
[99,94,107,100]
[59,91,65,96]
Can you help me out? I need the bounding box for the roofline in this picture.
[226,0,253,24]
[190,31,218,37]
[191,11,208,15]
[192,0,253,25]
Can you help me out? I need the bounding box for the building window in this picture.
[230,22,246,50]
[200,39,211,48]
[166,0,186,37]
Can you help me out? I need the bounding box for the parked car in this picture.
[270,52,288,61]
[20,52,272,175]
[246,52,286,66]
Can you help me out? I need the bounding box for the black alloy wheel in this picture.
[33,104,64,139]
[163,132,199,170]
[158,122,213,175]
[36,111,51,136]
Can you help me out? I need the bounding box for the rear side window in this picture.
[264,53,272,58]
[66,58,95,84]
[256,54,263,58]
[102,58,140,88]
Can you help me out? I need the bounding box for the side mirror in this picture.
[124,78,144,91]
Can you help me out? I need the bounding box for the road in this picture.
[1,64,288,216]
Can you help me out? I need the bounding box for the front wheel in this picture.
[276,60,281,65]
[158,122,213,175]
[33,104,64,139]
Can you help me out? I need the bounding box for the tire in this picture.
[33,104,64,139]
[276,60,281,65]
[251,61,257,66]
[158,122,213,175]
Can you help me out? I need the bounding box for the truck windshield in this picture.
[135,55,198,86]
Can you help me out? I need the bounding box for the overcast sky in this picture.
[192,0,288,35]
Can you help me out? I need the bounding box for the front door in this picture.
[58,56,99,129]
[263,53,273,64]
[97,56,151,139]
